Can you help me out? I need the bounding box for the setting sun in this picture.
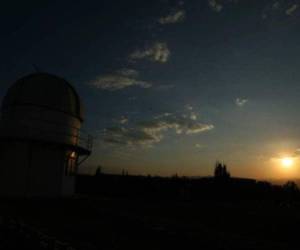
[281,157,294,168]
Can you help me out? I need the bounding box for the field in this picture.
[0,195,300,250]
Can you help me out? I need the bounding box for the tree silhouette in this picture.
[283,181,298,193]
[214,161,230,180]
[95,165,102,176]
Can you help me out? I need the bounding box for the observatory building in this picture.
[0,73,92,196]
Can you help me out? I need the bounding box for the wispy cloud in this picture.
[208,0,223,12]
[119,116,129,124]
[270,148,300,161]
[262,1,300,20]
[102,126,161,146]
[89,68,151,91]
[190,112,197,120]
[130,42,170,63]
[295,148,300,155]
[288,148,300,158]
[286,4,299,16]
[139,116,214,136]
[272,1,280,10]
[185,104,193,111]
[235,98,248,107]
[159,10,186,24]
[102,113,214,147]
[195,143,205,149]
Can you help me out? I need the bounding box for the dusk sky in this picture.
[2,0,300,179]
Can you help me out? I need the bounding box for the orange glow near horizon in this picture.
[267,154,299,179]
[281,157,294,169]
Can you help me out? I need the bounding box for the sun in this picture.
[281,157,294,168]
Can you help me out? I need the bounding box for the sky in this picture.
[1,0,300,179]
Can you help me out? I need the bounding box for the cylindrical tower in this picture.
[0,73,92,196]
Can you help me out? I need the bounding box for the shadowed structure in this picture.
[0,73,92,196]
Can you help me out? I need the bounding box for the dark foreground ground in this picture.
[0,195,300,250]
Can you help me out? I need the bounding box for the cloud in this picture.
[154,112,173,119]
[272,1,280,10]
[295,148,300,155]
[195,143,205,149]
[190,112,197,120]
[119,116,128,124]
[185,104,193,111]
[289,148,300,158]
[186,124,214,134]
[89,68,151,90]
[130,42,170,63]
[102,127,162,146]
[235,98,248,107]
[139,114,213,135]
[286,4,299,16]
[270,148,300,162]
[262,2,299,19]
[159,10,186,24]
[208,0,223,12]
[102,113,214,147]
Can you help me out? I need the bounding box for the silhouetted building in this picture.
[0,73,92,196]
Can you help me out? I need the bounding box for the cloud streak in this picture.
[159,10,186,24]
[208,0,223,12]
[235,98,248,107]
[89,69,151,91]
[102,126,161,146]
[102,113,214,147]
[130,42,170,63]
[262,1,300,19]
[119,116,129,124]
[270,148,300,162]
[286,4,299,16]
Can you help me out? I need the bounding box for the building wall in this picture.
[0,141,76,196]
[0,141,29,196]
[28,144,64,196]
[0,105,82,147]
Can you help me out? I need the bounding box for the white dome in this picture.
[0,73,91,197]
[1,73,83,121]
[0,73,91,150]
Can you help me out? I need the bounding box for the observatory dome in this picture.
[1,73,83,121]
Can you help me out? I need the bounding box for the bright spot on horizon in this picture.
[281,157,294,168]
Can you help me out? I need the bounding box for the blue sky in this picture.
[1,0,300,178]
